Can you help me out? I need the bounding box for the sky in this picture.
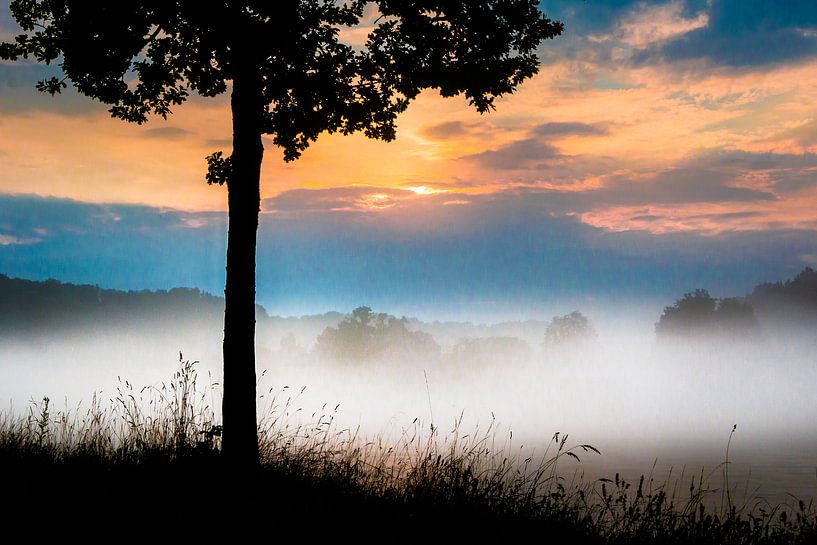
[3,1,817,319]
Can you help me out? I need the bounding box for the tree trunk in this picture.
[222,59,264,467]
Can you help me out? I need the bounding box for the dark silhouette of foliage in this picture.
[714,297,758,334]
[1,0,563,465]
[542,311,596,350]
[748,267,817,328]
[655,289,717,337]
[315,306,439,363]
[656,289,757,338]
[751,267,817,302]
[656,268,817,339]
[0,273,235,335]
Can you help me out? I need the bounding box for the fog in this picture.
[2,306,815,506]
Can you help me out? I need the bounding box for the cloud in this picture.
[623,209,765,231]
[541,1,707,35]
[666,90,746,111]
[0,193,224,239]
[4,192,817,316]
[466,138,563,171]
[632,0,817,67]
[617,1,709,47]
[141,127,192,140]
[460,113,817,204]
[204,138,233,149]
[531,122,609,137]
[0,233,40,246]
[462,120,610,173]
[263,185,456,214]
[765,117,817,149]
[420,121,471,140]
[597,158,777,206]
[687,211,763,221]
[532,0,710,70]
[573,149,817,209]
[263,149,802,229]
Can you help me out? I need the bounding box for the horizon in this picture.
[0,267,664,325]
[2,265,811,328]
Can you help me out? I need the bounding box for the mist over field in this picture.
[3,274,816,505]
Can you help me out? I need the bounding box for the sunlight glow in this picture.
[403,185,447,195]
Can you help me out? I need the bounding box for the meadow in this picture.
[2,355,815,542]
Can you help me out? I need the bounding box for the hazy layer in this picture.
[1,314,815,504]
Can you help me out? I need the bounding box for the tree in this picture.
[655,289,716,337]
[1,1,563,466]
[655,289,757,338]
[714,297,757,334]
[542,311,595,351]
[315,306,439,362]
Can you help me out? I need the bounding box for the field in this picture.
[2,357,814,542]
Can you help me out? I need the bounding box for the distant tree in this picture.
[315,306,376,361]
[0,274,230,335]
[715,297,757,333]
[542,311,596,350]
[750,267,817,314]
[655,289,716,337]
[656,289,757,338]
[1,1,563,465]
[315,306,439,362]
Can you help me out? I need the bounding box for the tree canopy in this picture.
[315,306,439,362]
[655,289,757,338]
[542,311,596,350]
[0,0,563,168]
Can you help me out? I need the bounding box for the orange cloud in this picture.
[3,27,817,237]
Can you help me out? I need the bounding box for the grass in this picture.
[1,355,815,542]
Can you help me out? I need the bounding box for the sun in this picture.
[403,185,447,195]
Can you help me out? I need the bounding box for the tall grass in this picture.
[0,355,815,542]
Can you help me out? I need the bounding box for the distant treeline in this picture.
[0,274,342,342]
[0,274,226,334]
[4,268,816,358]
[0,274,585,362]
[656,267,817,338]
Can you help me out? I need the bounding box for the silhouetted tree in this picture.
[315,306,439,362]
[542,311,595,350]
[715,297,757,333]
[656,289,758,338]
[1,1,562,466]
[748,267,817,326]
[656,289,716,337]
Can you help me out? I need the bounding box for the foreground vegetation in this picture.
[1,357,814,541]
